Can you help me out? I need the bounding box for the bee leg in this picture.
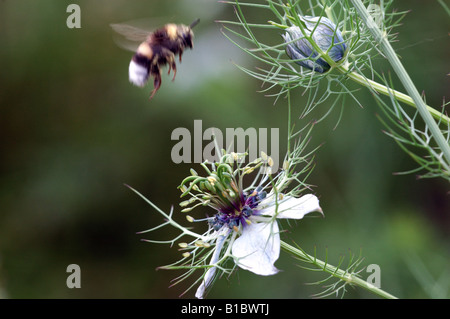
[150,71,162,99]
[162,48,177,81]
[169,59,177,81]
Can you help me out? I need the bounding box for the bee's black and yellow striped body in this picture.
[128,20,198,99]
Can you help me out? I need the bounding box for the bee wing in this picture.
[110,23,152,52]
[110,23,150,42]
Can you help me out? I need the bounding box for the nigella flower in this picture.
[131,150,323,299]
[179,151,322,298]
[283,15,347,73]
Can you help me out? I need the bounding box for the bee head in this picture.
[181,19,199,49]
[186,19,199,48]
[182,28,194,48]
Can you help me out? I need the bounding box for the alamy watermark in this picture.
[171,120,280,172]
[66,4,81,29]
[66,264,81,288]
[366,263,381,289]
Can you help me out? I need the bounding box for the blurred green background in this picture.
[0,0,448,299]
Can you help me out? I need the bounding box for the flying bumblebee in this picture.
[111,19,199,99]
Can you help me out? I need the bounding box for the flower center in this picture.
[210,187,267,231]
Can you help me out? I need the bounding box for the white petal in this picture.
[195,267,216,299]
[232,222,280,276]
[195,235,227,299]
[259,194,322,219]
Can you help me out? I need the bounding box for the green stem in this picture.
[350,0,450,170]
[337,65,450,125]
[280,240,398,299]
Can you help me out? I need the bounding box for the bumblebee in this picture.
[111,19,199,99]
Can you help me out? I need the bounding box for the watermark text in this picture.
[171,120,280,172]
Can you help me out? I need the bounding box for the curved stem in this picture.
[337,65,450,125]
[280,240,398,299]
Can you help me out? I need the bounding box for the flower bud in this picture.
[283,16,347,73]
[195,240,205,247]
[179,200,191,207]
